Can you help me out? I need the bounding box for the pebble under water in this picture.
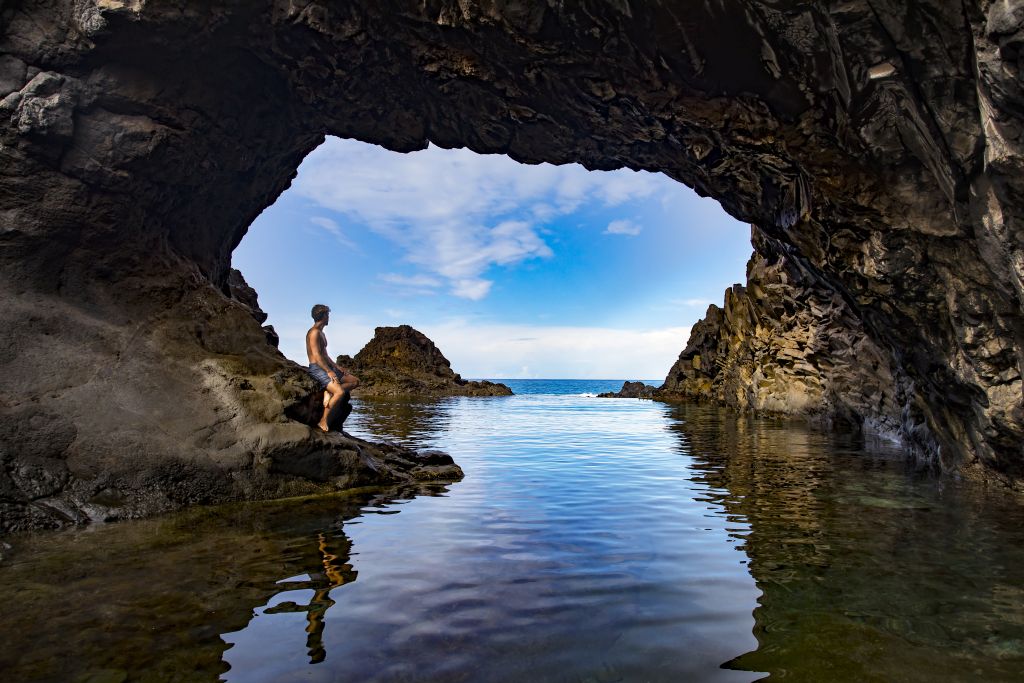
[1,380,1023,682]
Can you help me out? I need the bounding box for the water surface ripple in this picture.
[1,382,1023,682]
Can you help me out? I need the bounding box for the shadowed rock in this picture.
[339,325,512,397]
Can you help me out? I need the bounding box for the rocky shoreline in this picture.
[0,273,463,534]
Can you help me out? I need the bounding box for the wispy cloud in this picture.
[425,321,692,379]
[293,139,672,299]
[604,219,642,236]
[451,278,492,301]
[671,297,716,308]
[379,273,442,288]
[272,315,691,380]
[310,216,359,250]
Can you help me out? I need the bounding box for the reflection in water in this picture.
[257,532,356,663]
[664,403,1024,681]
[0,485,447,682]
[350,396,456,449]
[1,394,1023,681]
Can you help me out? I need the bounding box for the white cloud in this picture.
[293,138,672,299]
[379,273,442,288]
[423,321,692,379]
[669,297,716,308]
[273,315,692,380]
[451,278,492,300]
[310,216,359,250]
[604,219,642,236]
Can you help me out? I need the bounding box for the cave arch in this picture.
[1,1,1021,528]
[231,135,753,378]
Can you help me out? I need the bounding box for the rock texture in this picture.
[1,0,1023,519]
[339,325,512,397]
[0,261,461,533]
[228,268,280,348]
[659,225,902,438]
[599,381,658,399]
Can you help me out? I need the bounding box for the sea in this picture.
[1,379,1023,682]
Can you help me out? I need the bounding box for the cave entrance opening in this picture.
[231,136,751,381]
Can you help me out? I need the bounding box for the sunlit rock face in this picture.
[1,0,1022,529]
[659,226,902,440]
[337,325,513,397]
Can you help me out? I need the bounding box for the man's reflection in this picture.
[263,531,357,664]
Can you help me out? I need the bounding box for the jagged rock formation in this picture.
[659,226,902,438]
[227,267,280,348]
[1,0,1023,527]
[599,381,658,399]
[338,325,512,397]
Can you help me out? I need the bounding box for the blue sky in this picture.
[233,137,751,379]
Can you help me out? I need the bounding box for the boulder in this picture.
[598,381,659,399]
[339,325,513,397]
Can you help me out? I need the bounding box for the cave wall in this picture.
[660,225,902,442]
[1,0,1022,528]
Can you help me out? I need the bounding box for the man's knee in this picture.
[347,374,360,389]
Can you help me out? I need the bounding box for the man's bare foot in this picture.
[317,421,330,432]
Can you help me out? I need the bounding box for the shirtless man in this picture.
[306,304,359,432]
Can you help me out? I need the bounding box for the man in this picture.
[306,304,360,432]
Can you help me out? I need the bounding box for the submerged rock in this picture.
[598,381,659,399]
[339,325,512,397]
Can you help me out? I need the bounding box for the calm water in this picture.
[2,381,1023,682]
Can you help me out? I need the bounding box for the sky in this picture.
[232,137,752,379]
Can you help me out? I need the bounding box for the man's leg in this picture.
[318,381,345,432]
[330,374,359,432]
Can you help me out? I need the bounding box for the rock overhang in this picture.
[1,0,1022,532]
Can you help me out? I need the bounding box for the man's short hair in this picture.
[311,304,330,322]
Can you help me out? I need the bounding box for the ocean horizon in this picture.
[470,378,663,395]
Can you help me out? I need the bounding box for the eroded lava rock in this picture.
[599,381,659,399]
[338,325,512,397]
[658,225,903,438]
[1,0,1023,532]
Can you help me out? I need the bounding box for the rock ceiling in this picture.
[1,0,1022,528]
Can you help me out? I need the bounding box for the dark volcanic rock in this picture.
[340,325,513,397]
[227,268,268,324]
[1,0,1023,531]
[659,227,901,438]
[599,381,659,399]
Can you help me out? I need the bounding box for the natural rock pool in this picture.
[2,381,1023,681]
